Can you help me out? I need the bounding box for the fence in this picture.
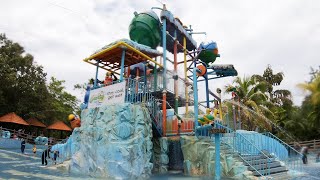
[165,116,194,136]
[194,121,271,177]
[146,70,193,100]
[288,139,320,152]
[0,126,66,145]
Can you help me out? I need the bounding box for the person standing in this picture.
[316,152,320,163]
[21,138,26,154]
[301,146,309,164]
[32,145,37,157]
[53,150,59,165]
[41,147,51,166]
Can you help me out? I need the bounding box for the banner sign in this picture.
[209,128,226,134]
[88,82,126,108]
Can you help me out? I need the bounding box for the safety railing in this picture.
[233,132,272,177]
[288,139,320,152]
[146,70,193,100]
[262,132,302,171]
[195,121,272,177]
[165,115,194,136]
[124,78,166,136]
[49,137,73,165]
[144,95,163,136]
[90,75,194,137]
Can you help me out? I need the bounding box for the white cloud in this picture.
[1,0,319,106]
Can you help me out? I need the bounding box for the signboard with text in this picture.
[209,128,226,134]
[88,82,126,108]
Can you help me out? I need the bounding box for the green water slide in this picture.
[129,11,161,49]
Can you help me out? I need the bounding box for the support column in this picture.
[215,133,221,180]
[94,60,100,88]
[205,73,210,108]
[162,17,167,136]
[238,97,241,129]
[174,30,178,115]
[162,90,167,136]
[184,37,189,115]
[193,67,199,129]
[218,92,223,120]
[154,58,158,92]
[120,48,126,82]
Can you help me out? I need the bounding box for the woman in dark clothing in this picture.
[301,146,309,164]
[41,148,51,166]
[20,139,25,154]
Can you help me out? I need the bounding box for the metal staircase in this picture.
[214,121,293,178]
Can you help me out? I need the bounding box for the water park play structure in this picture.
[49,4,305,179]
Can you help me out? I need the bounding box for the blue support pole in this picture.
[162,17,167,136]
[205,73,210,108]
[144,62,147,86]
[162,18,167,89]
[94,60,100,88]
[215,132,221,180]
[193,67,199,129]
[120,48,126,82]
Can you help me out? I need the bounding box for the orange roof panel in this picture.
[0,112,29,126]
[47,121,72,131]
[27,118,46,128]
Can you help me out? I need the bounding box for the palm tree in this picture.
[253,65,292,106]
[225,76,274,130]
[298,75,320,130]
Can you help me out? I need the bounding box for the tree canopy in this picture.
[0,34,79,126]
[224,65,319,142]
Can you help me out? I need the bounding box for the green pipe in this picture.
[154,58,157,92]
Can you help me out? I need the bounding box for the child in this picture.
[301,146,309,164]
[20,138,26,154]
[53,150,59,165]
[32,145,37,156]
[316,152,320,163]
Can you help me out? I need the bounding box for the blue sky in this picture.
[1,0,319,105]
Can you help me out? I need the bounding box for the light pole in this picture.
[231,91,237,130]
[216,88,223,121]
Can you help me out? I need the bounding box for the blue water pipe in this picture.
[162,18,167,89]
[193,67,199,129]
[120,49,126,82]
[94,60,100,88]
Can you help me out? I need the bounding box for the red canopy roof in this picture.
[0,112,29,126]
[47,121,72,131]
[27,118,46,128]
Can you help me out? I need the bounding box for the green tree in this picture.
[298,74,320,134]
[252,65,292,106]
[0,34,50,116]
[46,77,80,124]
[0,34,79,127]
[225,76,273,130]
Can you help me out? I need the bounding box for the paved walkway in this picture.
[0,148,90,180]
[0,148,319,179]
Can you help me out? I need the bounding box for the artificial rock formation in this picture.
[152,137,169,173]
[52,103,153,179]
[180,136,256,179]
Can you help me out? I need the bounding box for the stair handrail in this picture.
[214,121,272,176]
[236,132,273,176]
[144,96,163,136]
[262,132,302,156]
[261,132,303,171]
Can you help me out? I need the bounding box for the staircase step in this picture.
[242,158,274,166]
[241,154,271,161]
[248,161,281,171]
[267,171,291,179]
[252,166,288,176]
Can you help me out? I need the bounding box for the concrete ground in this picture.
[0,148,319,179]
[289,153,320,180]
[0,148,91,180]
